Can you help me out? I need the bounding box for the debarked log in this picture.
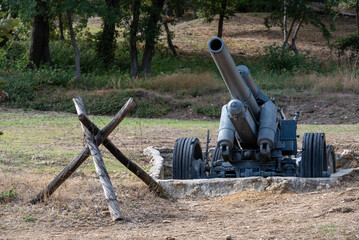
[78,113,168,198]
[30,98,137,204]
[73,97,123,221]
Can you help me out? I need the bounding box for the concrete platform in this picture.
[157,168,359,198]
[144,146,359,198]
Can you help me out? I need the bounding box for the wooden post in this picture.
[78,113,168,198]
[73,97,123,221]
[30,98,136,204]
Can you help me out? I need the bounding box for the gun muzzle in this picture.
[208,37,260,120]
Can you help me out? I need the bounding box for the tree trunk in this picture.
[283,18,295,48]
[217,0,227,38]
[356,0,359,33]
[28,0,50,68]
[58,14,64,41]
[98,0,120,66]
[141,0,165,75]
[163,19,178,57]
[142,46,153,75]
[175,7,184,17]
[290,18,303,54]
[66,11,81,82]
[130,0,141,77]
[283,0,288,43]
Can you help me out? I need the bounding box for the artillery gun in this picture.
[172,37,336,179]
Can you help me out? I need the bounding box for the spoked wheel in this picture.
[172,138,204,179]
[300,133,327,178]
[324,144,336,176]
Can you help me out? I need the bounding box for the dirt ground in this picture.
[1,178,359,239]
[163,92,359,125]
[1,102,359,239]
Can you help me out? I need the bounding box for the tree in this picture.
[336,0,359,33]
[141,0,165,75]
[129,0,141,77]
[28,0,51,68]
[58,13,65,41]
[261,0,333,54]
[357,0,359,32]
[198,0,236,38]
[66,11,80,82]
[97,0,121,66]
[163,16,178,57]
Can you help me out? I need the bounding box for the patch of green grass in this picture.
[317,224,337,234]
[24,216,37,222]
[0,187,18,203]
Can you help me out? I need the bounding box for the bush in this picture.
[194,105,221,118]
[262,44,321,74]
[334,33,359,55]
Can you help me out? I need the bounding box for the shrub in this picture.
[194,105,221,118]
[334,33,359,56]
[262,44,321,74]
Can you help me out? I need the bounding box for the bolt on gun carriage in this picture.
[172,37,336,179]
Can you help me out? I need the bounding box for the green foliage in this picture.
[258,0,333,50]
[194,105,221,118]
[262,44,320,73]
[334,32,359,55]
[24,216,37,222]
[198,0,237,22]
[235,0,255,12]
[0,187,18,203]
[0,40,29,69]
[0,11,20,42]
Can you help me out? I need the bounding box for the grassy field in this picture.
[1,108,358,177]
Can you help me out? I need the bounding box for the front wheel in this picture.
[172,138,204,179]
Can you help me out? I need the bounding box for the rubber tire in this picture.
[172,138,203,179]
[210,146,222,175]
[325,144,336,175]
[300,133,313,177]
[312,133,325,177]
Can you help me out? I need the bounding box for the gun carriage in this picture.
[172,37,336,179]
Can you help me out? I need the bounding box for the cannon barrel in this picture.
[208,37,260,119]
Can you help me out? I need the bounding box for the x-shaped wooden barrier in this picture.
[30,97,167,221]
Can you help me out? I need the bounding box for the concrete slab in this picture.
[144,146,359,198]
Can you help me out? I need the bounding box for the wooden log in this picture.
[30,98,136,204]
[78,114,168,198]
[73,97,123,221]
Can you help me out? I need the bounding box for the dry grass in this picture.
[292,63,359,93]
[147,72,225,92]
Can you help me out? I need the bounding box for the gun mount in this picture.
[172,37,336,179]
